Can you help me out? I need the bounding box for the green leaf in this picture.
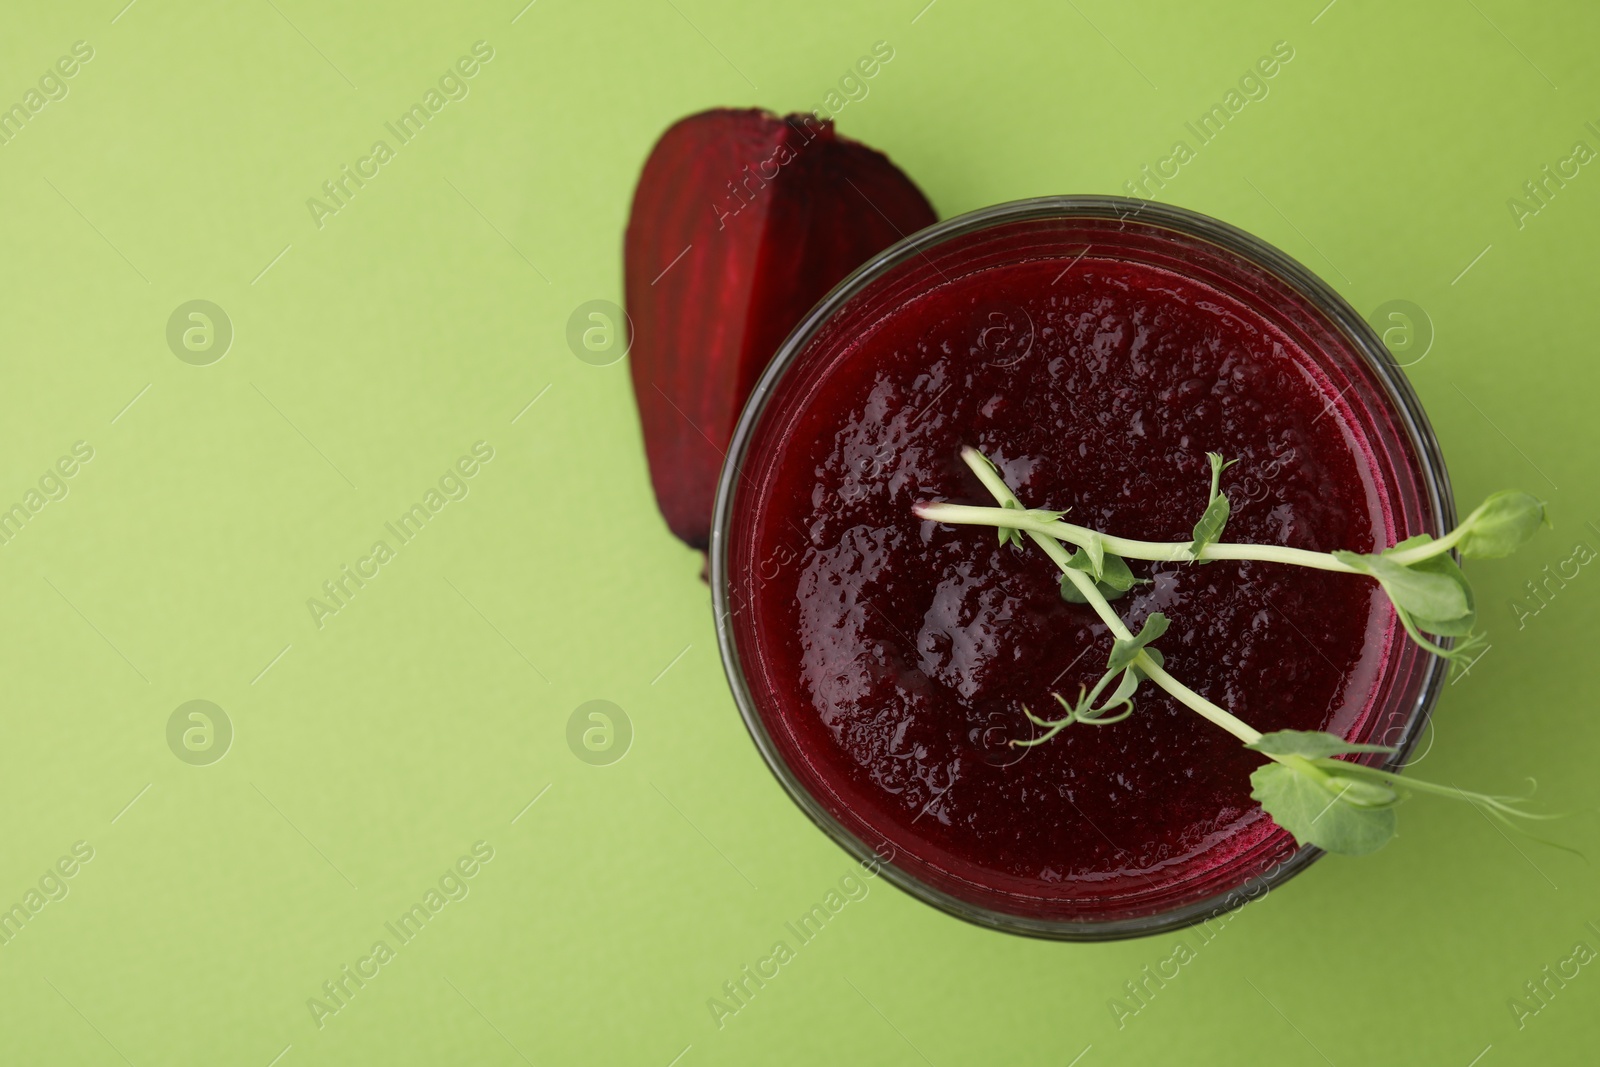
[1107,613,1169,674]
[1189,494,1231,558]
[1098,553,1141,592]
[1060,551,1148,603]
[1333,549,1471,626]
[1347,539,1480,662]
[1080,533,1106,579]
[1077,677,1137,725]
[1403,552,1476,636]
[1247,729,1396,759]
[997,499,1024,548]
[1096,667,1142,709]
[1187,453,1239,559]
[1250,761,1398,856]
[1457,491,1548,559]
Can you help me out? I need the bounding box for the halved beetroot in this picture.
[625,108,937,550]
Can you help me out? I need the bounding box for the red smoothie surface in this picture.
[725,221,1430,924]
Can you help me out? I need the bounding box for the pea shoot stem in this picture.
[915,448,1555,855]
[960,448,1266,749]
[915,501,1348,571]
[913,501,1465,573]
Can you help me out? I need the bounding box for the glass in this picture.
[710,196,1454,940]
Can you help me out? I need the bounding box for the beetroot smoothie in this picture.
[714,200,1448,936]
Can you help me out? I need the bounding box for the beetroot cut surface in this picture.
[624,108,936,549]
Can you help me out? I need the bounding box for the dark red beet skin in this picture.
[625,109,936,549]
[728,246,1413,922]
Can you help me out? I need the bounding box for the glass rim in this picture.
[709,194,1456,941]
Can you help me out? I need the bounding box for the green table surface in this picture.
[2,1,1596,1064]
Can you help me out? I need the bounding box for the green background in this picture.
[2,0,1596,1064]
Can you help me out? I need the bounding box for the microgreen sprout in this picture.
[912,447,1560,856]
[916,458,1546,676]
